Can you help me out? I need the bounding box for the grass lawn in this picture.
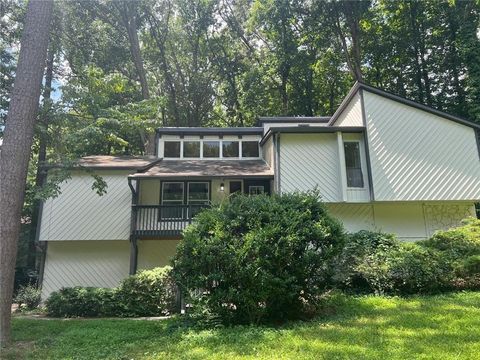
[4,291,480,360]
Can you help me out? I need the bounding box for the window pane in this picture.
[242,141,259,157]
[162,182,184,202]
[188,182,209,203]
[229,181,242,194]
[203,141,220,158]
[344,142,364,188]
[222,141,239,157]
[249,186,264,195]
[164,141,180,158]
[183,141,200,158]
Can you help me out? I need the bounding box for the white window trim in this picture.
[162,138,261,160]
[343,140,367,190]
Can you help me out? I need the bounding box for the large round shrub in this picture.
[172,192,345,324]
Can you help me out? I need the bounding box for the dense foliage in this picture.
[172,192,345,324]
[335,218,480,295]
[13,284,41,311]
[45,267,176,317]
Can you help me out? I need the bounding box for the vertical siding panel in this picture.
[280,134,341,202]
[39,171,132,241]
[364,92,480,201]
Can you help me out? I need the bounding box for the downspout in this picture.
[274,133,281,194]
[128,177,138,275]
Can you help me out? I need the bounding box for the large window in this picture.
[162,182,184,204]
[183,141,200,158]
[164,141,181,158]
[242,141,259,157]
[344,142,364,188]
[188,182,209,204]
[203,141,220,158]
[222,141,239,157]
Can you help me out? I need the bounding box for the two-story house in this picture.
[37,82,480,299]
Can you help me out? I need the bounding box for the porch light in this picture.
[220,183,225,192]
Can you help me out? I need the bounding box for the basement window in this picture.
[344,141,364,188]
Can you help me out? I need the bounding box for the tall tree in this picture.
[0,0,53,345]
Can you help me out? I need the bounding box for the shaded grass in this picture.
[4,291,480,359]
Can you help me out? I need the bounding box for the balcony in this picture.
[131,204,210,238]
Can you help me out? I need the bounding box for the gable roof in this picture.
[328,82,480,130]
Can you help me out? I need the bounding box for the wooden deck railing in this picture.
[131,204,209,237]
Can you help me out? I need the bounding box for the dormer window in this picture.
[183,141,200,158]
[203,141,220,158]
[164,141,181,158]
[242,141,259,157]
[222,141,239,158]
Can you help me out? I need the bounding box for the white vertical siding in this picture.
[39,171,132,241]
[41,240,130,299]
[335,93,363,127]
[364,91,480,201]
[280,133,341,202]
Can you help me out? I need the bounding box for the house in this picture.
[37,82,480,299]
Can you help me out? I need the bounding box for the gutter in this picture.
[260,126,365,146]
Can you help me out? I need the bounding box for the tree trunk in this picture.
[119,1,157,155]
[28,46,55,272]
[0,0,53,346]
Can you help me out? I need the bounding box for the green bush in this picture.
[14,284,41,310]
[45,266,176,317]
[45,287,117,317]
[421,218,480,260]
[172,192,345,324]
[358,244,452,295]
[116,266,177,317]
[333,230,398,292]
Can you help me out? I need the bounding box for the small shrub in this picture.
[45,266,176,317]
[333,230,398,292]
[14,284,41,310]
[173,192,345,325]
[45,287,117,317]
[116,266,177,317]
